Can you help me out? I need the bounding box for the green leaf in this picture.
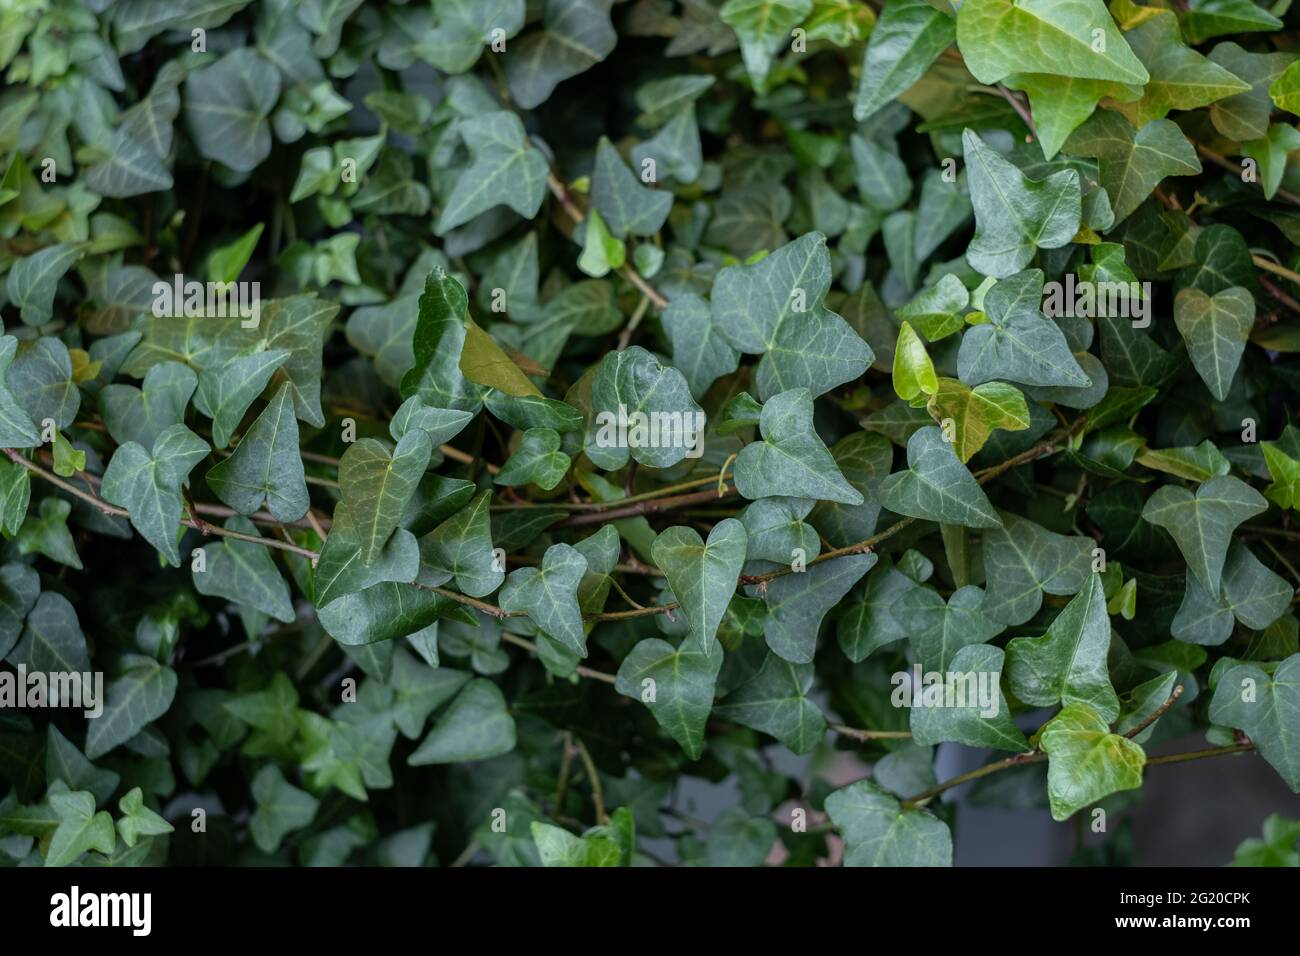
[10,591,88,678]
[116,787,173,847]
[530,821,621,866]
[662,293,741,399]
[1271,60,1300,114]
[710,232,873,400]
[408,678,517,764]
[6,242,82,326]
[577,207,626,278]
[192,516,295,623]
[760,552,876,662]
[958,269,1090,387]
[879,425,1001,528]
[1174,544,1291,646]
[1182,0,1282,45]
[418,490,503,598]
[1231,813,1300,866]
[206,223,264,283]
[892,321,937,401]
[436,112,549,234]
[193,349,290,449]
[1118,11,1251,126]
[1209,43,1297,142]
[45,726,119,807]
[101,424,210,566]
[499,543,589,656]
[206,382,310,523]
[45,787,115,866]
[8,337,81,430]
[425,0,525,73]
[1116,670,1179,743]
[0,562,40,660]
[615,636,723,759]
[584,345,704,470]
[1141,475,1267,593]
[184,49,280,172]
[495,428,571,490]
[459,319,543,398]
[504,0,617,109]
[400,268,488,413]
[1063,111,1200,225]
[1040,701,1147,821]
[900,584,1005,671]
[733,388,864,505]
[1173,286,1254,401]
[652,519,747,655]
[591,136,673,238]
[713,652,827,754]
[99,361,197,450]
[720,0,812,93]
[910,644,1030,752]
[825,779,952,866]
[896,273,970,342]
[982,511,1096,625]
[0,337,40,447]
[337,432,433,567]
[926,378,1030,462]
[1010,74,1142,161]
[851,134,911,212]
[1006,574,1121,722]
[957,0,1147,86]
[85,654,179,760]
[1242,123,1300,201]
[16,497,81,570]
[1210,654,1300,791]
[963,130,1082,278]
[854,0,956,123]
[249,764,319,853]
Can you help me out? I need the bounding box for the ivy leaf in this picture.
[495,428,571,490]
[337,432,433,567]
[1010,74,1142,161]
[1174,544,1290,646]
[900,584,1005,671]
[1263,440,1300,511]
[184,49,280,172]
[733,388,863,505]
[1141,475,1267,593]
[499,543,589,655]
[0,338,40,447]
[436,112,549,234]
[101,424,210,567]
[45,726,118,807]
[424,0,525,73]
[584,345,704,470]
[45,787,115,867]
[85,654,179,760]
[249,764,319,853]
[851,134,911,212]
[982,512,1096,625]
[192,517,295,623]
[720,0,812,94]
[854,0,956,123]
[809,431,892,548]
[1119,11,1251,125]
[837,558,920,661]
[6,242,83,326]
[713,652,827,754]
[741,496,820,566]
[957,0,1147,86]
[615,637,723,759]
[958,269,1090,387]
[8,338,80,430]
[1209,43,1297,142]
[662,293,741,399]
[1270,60,1300,113]
[1242,123,1300,201]
[1006,574,1121,722]
[504,0,617,109]
[706,808,777,867]
[910,644,1029,752]
[16,498,82,570]
[591,137,673,238]
[825,779,952,866]
[879,425,1001,529]
[418,490,503,598]
[1182,0,1282,44]
[1209,654,1300,791]
[99,361,197,450]
[652,519,748,655]
[1173,286,1254,401]
[400,268,488,413]
[896,273,970,342]
[710,232,873,400]
[531,821,621,867]
[115,786,173,848]
[314,507,419,609]
[892,322,937,401]
[760,551,876,663]
[926,378,1030,462]
[206,382,311,524]
[0,565,43,662]
[577,207,625,278]
[1040,702,1147,821]
[408,679,517,764]
[193,349,290,449]
[1063,112,1200,225]
[963,130,1082,278]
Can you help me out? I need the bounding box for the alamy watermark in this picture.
[152,274,260,329]
[1042,274,1152,328]
[890,664,1000,718]
[0,665,103,718]
[592,403,706,459]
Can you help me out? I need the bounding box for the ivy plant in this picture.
[0,0,1298,869]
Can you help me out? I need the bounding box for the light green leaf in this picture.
[1118,11,1251,126]
[45,787,115,866]
[1040,701,1146,821]
[926,378,1030,463]
[1010,73,1142,161]
[530,821,621,866]
[250,764,319,852]
[720,0,812,93]
[892,321,937,401]
[116,787,173,847]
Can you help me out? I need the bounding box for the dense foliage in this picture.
[0,0,1298,868]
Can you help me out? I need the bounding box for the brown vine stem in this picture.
[490,472,729,512]
[555,484,737,527]
[828,724,912,741]
[1123,684,1184,740]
